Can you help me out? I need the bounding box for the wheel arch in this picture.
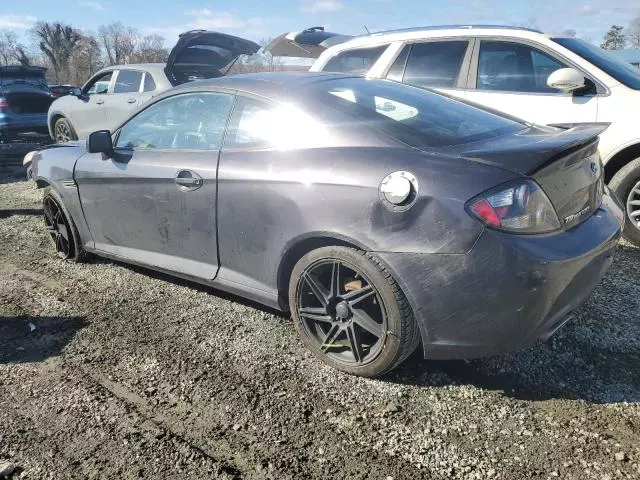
[276,233,369,311]
[604,142,640,183]
[49,112,78,140]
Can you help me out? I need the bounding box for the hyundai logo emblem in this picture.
[590,162,598,175]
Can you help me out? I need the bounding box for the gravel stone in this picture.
[1,171,640,479]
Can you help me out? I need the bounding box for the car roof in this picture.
[328,25,551,51]
[174,71,352,98]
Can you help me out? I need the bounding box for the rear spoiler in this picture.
[548,122,611,133]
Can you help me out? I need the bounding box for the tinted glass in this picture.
[114,70,143,94]
[553,37,640,90]
[302,78,524,148]
[322,45,388,74]
[403,41,468,88]
[386,45,410,82]
[116,92,233,150]
[86,72,112,95]
[477,41,567,93]
[143,73,156,92]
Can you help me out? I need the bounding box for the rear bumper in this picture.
[375,192,624,360]
[0,113,49,136]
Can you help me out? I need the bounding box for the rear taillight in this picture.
[467,179,561,234]
[0,98,8,112]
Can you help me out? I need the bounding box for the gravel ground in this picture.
[0,168,639,480]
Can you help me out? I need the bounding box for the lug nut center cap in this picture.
[335,301,350,320]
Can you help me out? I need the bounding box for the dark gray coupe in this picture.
[29,73,624,377]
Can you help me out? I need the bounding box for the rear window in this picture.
[322,45,389,74]
[303,77,525,148]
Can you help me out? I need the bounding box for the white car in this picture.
[47,30,259,144]
[267,25,640,245]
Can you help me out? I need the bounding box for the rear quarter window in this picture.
[322,45,389,74]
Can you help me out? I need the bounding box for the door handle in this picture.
[95,99,104,105]
[127,98,137,104]
[174,170,203,190]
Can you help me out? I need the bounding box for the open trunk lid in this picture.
[265,27,352,58]
[455,124,608,230]
[165,30,260,86]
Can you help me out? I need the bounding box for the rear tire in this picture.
[42,187,87,262]
[54,117,77,144]
[609,157,640,247]
[289,246,419,377]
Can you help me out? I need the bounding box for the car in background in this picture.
[267,25,640,246]
[49,85,77,98]
[48,30,259,144]
[30,73,622,377]
[0,65,53,140]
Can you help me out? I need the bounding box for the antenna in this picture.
[363,25,371,33]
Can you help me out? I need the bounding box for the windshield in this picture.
[302,77,525,148]
[553,37,640,90]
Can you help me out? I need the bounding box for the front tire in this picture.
[289,246,419,377]
[42,187,87,262]
[53,117,77,144]
[610,158,640,247]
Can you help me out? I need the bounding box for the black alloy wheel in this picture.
[289,246,419,377]
[297,259,387,366]
[43,195,73,259]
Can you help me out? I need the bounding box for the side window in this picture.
[402,41,469,88]
[85,72,113,95]
[477,41,568,93]
[386,45,410,82]
[113,70,143,94]
[224,97,275,149]
[322,45,389,74]
[115,92,233,150]
[143,73,156,92]
[224,96,330,150]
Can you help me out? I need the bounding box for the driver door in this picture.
[72,70,114,138]
[74,91,235,279]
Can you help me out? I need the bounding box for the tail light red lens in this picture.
[467,179,561,234]
[0,99,9,111]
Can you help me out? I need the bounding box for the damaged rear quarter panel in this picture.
[217,146,519,294]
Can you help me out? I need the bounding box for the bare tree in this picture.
[131,34,168,63]
[69,34,103,85]
[601,25,627,50]
[0,31,19,65]
[14,46,31,66]
[99,22,137,65]
[33,22,82,82]
[629,17,640,49]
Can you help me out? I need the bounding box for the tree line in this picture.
[601,18,640,50]
[0,21,286,85]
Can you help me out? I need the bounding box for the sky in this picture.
[1,0,639,47]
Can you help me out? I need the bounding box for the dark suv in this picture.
[0,65,53,140]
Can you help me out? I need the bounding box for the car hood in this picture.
[165,30,261,86]
[445,123,610,176]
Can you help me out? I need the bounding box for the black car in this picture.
[29,73,623,377]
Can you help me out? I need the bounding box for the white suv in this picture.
[268,25,640,245]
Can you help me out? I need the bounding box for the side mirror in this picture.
[87,130,113,155]
[71,87,82,97]
[547,68,586,93]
